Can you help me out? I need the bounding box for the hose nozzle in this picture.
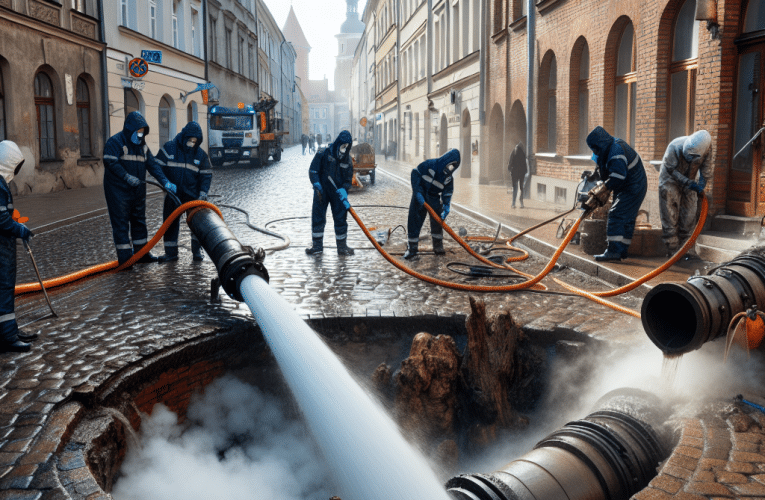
[582,181,610,211]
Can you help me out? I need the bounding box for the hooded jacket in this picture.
[0,141,28,242]
[412,149,461,202]
[155,122,212,200]
[586,126,643,193]
[103,111,169,189]
[309,130,354,192]
[659,130,712,188]
[508,143,527,179]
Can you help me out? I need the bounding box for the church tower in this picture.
[283,6,310,88]
[334,0,364,101]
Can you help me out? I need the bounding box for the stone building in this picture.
[104,0,208,155]
[206,0,259,109]
[334,0,364,135]
[0,1,106,195]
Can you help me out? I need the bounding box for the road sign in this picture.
[141,50,162,64]
[128,58,149,79]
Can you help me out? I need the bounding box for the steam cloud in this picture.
[112,375,336,500]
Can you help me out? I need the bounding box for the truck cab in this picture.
[208,104,259,167]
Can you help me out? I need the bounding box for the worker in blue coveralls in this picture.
[306,130,355,256]
[403,149,461,260]
[155,121,212,263]
[103,111,176,266]
[0,141,37,353]
[585,126,648,262]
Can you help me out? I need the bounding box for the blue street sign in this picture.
[141,50,162,64]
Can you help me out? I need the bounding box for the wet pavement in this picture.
[0,145,760,499]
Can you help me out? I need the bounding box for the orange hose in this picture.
[349,206,587,292]
[14,200,223,295]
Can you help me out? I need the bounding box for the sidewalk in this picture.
[375,156,705,294]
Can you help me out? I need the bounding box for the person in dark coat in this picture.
[301,134,309,155]
[307,131,355,256]
[102,111,176,266]
[309,134,316,153]
[317,133,323,148]
[507,143,527,208]
[586,126,648,261]
[0,141,35,353]
[404,149,461,260]
[155,121,213,262]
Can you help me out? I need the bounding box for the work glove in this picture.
[164,181,177,194]
[14,223,32,242]
[441,204,451,220]
[124,174,141,187]
[688,181,704,194]
[198,192,208,201]
[337,188,350,210]
[415,192,425,207]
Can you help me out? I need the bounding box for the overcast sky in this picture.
[264,0,368,90]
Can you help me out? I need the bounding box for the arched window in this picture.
[547,57,557,151]
[537,52,557,153]
[124,88,142,114]
[187,101,198,123]
[76,78,91,157]
[34,72,55,160]
[669,0,700,140]
[158,95,173,146]
[577,42,590,153]
[0,68,5,142]
[614,22,636,145]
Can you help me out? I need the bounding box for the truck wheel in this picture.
[370,170,376,184]
[273,149,281,161]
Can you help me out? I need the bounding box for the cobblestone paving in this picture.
[0,145,692,498]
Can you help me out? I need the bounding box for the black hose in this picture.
[217,203,291,252]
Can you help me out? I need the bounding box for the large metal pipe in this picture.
[186,207,269,301]
[641,248,765,355]
[446,389,670,500]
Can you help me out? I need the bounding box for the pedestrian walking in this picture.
[103,111,176,266]
[306,131,355,256]
[507,142,527,208]
[658,130,712,258]
[317,133,323,148]
[404,149,461,260]
[585,126,648,262]
[155,121,212,263]
[301,133,309,155]
[0,141,36,353]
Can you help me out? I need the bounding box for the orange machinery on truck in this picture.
[253,97,288,166]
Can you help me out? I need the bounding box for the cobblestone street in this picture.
[0,145,763,499]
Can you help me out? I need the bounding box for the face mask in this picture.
[445,162,458,174]
[131,131,144,145]
[13,160,24,177]
[339,144,349,155]
[684,153,700,163]
[187,140,197,148]
[591,153,599,163]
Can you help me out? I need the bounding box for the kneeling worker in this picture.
[0,141,35,353]
[585,126,647,262]
[404,149,461,260]
[306,130,355,256]
[156,121,212,262]
[658,130,712,258]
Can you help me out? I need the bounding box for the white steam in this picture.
[112,376,335,500]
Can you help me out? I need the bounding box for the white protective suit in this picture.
[658,130,712,253]
[0,141,24,184]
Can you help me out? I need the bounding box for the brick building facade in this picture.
[488,0,765,220]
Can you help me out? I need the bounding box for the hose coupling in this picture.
[582,181,611,211]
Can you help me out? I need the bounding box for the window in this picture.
[239,36,245,74]
[472,0,480,52]
[578,43,590,154]
[149,0,157,39]
[76,78,91,156]
[538,52,557,152]
[248,43,255,80]
[493,0,504,34]
[0,69,4,142]
[669,0,700,140]
[124,88,141,114]
[121,0,128,26]
[158,95,173,146]
[172,2,179,48]
[614,22,636,145]
[210,18,217,62]
[226,29,233,69]
[187,101,198,123]
[72,0,86,14]
[420,35,426,78]
[34,73,56,160]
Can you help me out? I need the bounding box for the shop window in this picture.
[76,78,91,157]
[34,72,56,160]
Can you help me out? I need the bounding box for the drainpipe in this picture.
[202,0,209,82]
[426,0,433,158]
[396,2,401,161]
[478,0,487,182]
[525,0,535,196]
[97,0,110,141]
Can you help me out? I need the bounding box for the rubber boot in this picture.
[158,254,178,263]
[0,340,31,353]
[305,238,324,255]
[16,331,38,342]
[337,239,355,256]
[191,238,204,262]
[403,243,419,260]
[134,245,158,264]
[432,238,446,255]
[594,241,625,262]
